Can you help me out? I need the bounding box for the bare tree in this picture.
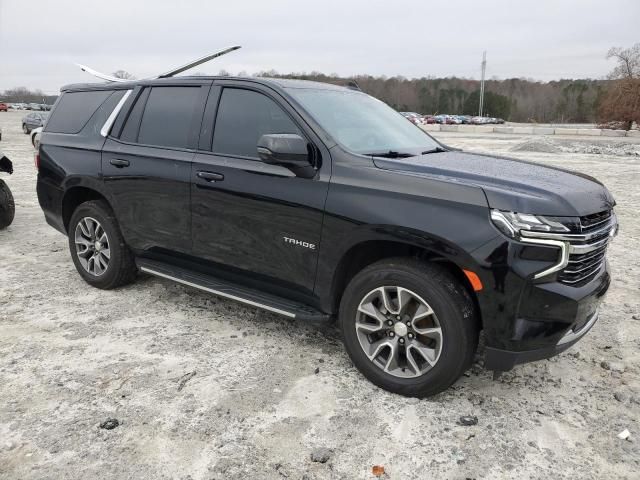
[606,43,640,79]
[599,43,640,129]
[112,70,136,80]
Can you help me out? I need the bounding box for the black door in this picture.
[191,85,330,294]
[102,84,208,253]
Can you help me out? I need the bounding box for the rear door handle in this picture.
[197,171,224,182]
[110,159,130,168]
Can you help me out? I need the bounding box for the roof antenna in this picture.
[347,80,362,91]
[76,45,242,82]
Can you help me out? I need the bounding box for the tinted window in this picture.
[137,86,201,148]
[45,90,113,134]
[120,89,150,143]
[212,89,300,159]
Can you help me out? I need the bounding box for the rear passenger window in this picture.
[45,90,113,134]
[137,86,200,149]
[212,89,300,159]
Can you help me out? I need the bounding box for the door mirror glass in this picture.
[257,134,315,177]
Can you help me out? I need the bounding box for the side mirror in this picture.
[257,134,315,177]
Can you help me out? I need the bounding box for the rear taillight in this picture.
[34,152,40,170]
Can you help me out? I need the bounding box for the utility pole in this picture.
[479,51,486,117]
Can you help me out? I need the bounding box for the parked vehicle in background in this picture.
[31,127,43,149]
[22,112,49,134]
[41,104,53,111]
[423,115,436,124]
[36,75,617,397]
[9,103,25,110]
[0,103,8,112]
[27,103,43,111]
[0,150,14,229]
[400,112,423,125]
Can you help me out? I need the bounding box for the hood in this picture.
[373,151,615,217]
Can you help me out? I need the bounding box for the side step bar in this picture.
[136,258,330,323]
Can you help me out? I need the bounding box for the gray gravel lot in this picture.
[1,111,639,479]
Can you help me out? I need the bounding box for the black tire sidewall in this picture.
[68,202,129,289]
[0,180,15,229]
[340,261,476,397]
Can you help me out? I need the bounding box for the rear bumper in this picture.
[36,175,65,234]
[485,309,599,370]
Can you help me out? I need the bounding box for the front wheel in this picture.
[0,180,15,229]
[68,200,137,289]
[22,123,29,134]
[339,258,479,397]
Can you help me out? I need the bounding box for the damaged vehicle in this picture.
[34,49,618,397]
[0,150,15,229]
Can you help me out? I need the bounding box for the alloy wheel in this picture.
[74,217,110,276]
[355,286,443,378]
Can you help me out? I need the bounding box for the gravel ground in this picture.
[1,110,639,479]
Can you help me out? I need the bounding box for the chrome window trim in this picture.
[100,90,132,137]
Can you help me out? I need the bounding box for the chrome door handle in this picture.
[197,171,224,182]
[110,159,130,168]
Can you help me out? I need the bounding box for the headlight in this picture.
[490,210,570,239]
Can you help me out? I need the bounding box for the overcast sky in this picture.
[1,0,638,94]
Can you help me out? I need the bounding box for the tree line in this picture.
[0,86,58,105]
[254,71,608,123]
[2,43,637,127]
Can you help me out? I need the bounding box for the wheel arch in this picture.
[61,186,113,233]
[328,239,482,327]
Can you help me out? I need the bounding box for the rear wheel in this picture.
[68,200,137,289]
[339,258,478,397]
[0,180,15,229]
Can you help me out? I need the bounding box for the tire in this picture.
[22,124,30,134]
[339,258,478,397]
[0,180,15,229]
[68,200,137,289]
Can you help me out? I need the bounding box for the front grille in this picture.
[580,210,612,233]
[557,210,614,286]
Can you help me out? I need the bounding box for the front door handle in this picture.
[110,159,130,168]
[197,171,224,182]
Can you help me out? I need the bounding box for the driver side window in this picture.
[212,88,301,159]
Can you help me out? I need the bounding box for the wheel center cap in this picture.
[394,322,408,337]
[94,241,102,251]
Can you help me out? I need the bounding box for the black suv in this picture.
[36,77,617,397]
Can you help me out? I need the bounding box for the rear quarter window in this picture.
[45,90,114,134]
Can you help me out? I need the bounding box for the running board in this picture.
[136,258,330,323]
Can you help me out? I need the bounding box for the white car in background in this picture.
[31,127,42,149]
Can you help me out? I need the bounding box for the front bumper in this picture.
[471,233,612,371]
[485,309,599,370]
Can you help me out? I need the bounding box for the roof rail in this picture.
[76,45,242,83]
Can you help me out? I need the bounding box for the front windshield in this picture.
[287,88,439,155]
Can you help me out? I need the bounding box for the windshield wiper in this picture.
[365,150,415,158]
[421,146,448,155]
